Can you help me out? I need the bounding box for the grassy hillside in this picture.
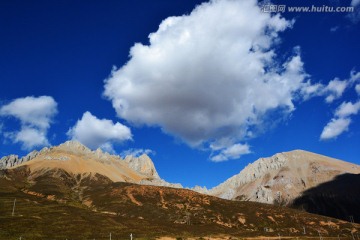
[0,167,359,239]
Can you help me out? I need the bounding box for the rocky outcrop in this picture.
[140,178,183,189]
[192,185,208,194]
[0,155,19,169]
[0,150,40,169]
[125,154,160,179]
[57,140,92,154]
[124,154,183,188]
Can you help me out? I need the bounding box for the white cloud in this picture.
[335,101,360,118]
[320,118,351,140]
[300,81,324,100]
[0,96,57,150]
[323,78,348,103]
[350,70,360,83]
[352,0,360,7]
[10,127,49,149]
[311,70,360,103]
[356,84,360,95]
[330,26,339,32]
[104,0,311,161]
[0,96,57,129]
[319,70,360,141]
[347,0,360,23]
[320,100,360,140]
[67,111,132,151]
[120,148,155,158]
[211,143,251,162]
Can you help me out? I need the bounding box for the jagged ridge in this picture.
[203,150,360,204]
[0,140,182,188]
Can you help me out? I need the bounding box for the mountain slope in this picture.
[1,166,359,239]
[206,150,360,205]
[291,173,360,223]
[0,141,181,188]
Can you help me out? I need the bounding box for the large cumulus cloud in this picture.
[104,0,310,161]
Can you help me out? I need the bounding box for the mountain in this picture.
[0,140,181,188]
[205,150,360,203]
[1,143,360,238]
[201,150,360,222]
[0,141,360,239]
[1,165,359,239]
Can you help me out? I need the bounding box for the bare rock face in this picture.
[140,178,183,189]
[125,154,160,179]
[0,155,19,169]
[192,185,208,194]
[0,150,41,169]
[57,140,92,154]
[206,152,288,199]
[204,150,360,205]
[124,154,183,188]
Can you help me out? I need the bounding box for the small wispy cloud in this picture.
[320,100,360,140]
[210,143,251,162]
[323,79,349,103]
[330,26,339,32]
[320,118,351,140]
[301,70,359,103]
[335,101,360,118]
[355,84,360,95]
[319,70,360,140]
[120,148,155,158]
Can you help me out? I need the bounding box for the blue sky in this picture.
[0,0,359,188]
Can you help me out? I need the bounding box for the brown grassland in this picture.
[0,167,359,240]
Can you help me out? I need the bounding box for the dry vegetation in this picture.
[0,167,359,240]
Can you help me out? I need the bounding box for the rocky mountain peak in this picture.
[56,140,92,154]
[206,149,360,204]
[125,154,160,179]
[207,151,288,197]
[0,141,184,189]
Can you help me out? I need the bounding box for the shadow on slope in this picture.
[291,173,360,223]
